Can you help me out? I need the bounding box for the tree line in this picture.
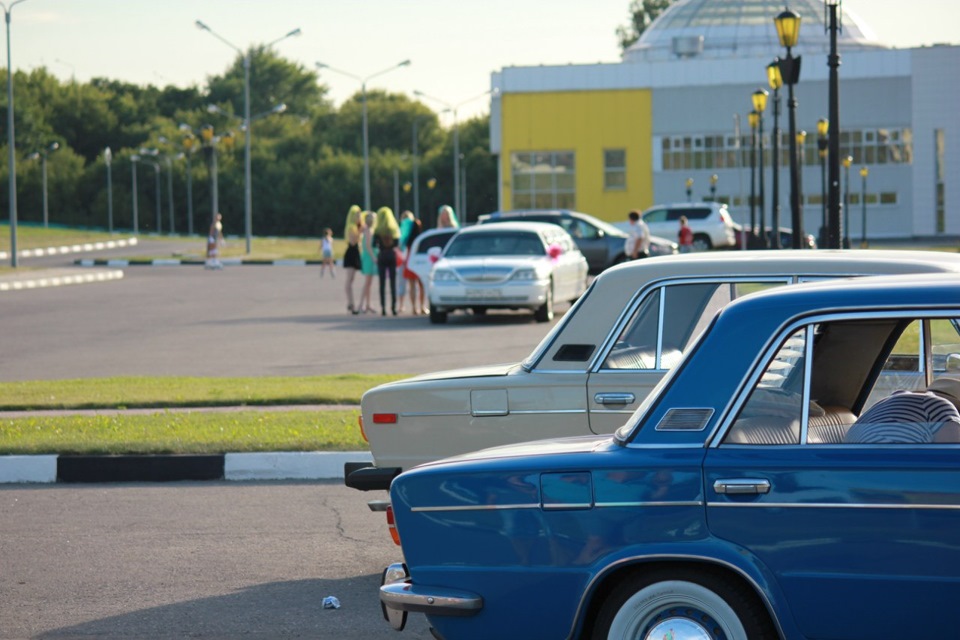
[0,47,498,238]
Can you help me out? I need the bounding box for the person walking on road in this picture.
[624,210,649,260]
[357,210,378,314]
[678,215,694,253]
[374,207,401,316]
[320,227,336,278]
[205,213,226,270]
[342,205,363,313]
[436,204,460,229]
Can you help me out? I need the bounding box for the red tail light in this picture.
[386,505,401,546]
[358,414,368,443]
[373,413,398,424]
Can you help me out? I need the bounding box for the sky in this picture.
[9,0,960,124]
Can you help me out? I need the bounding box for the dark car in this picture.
[477,209,677,274]
[730,223,818,250]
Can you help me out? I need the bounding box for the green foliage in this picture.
[617,0,674,51]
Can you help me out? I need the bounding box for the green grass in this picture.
[0,374,405,411]
[0,409,365,455]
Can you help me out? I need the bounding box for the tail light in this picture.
[373,413,398,424]
[358,414,368,443]
[386,504,401,546]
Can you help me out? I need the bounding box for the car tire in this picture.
[693,234,713,252]
[429,307,448,324]
[534,283,554,323]
[592,568,775,640]
[471,307,487,316]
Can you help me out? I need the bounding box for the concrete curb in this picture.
[75,258,325,267]
[0,451,373,484]
[0,237,138,261]
[0,268,124,292]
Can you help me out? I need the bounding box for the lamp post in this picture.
[685,177,693,201]
[796,130,807,248]
[842,155,852,249]
[139,148,162,232]
[412,118,425,220]
[709,174,718,201]
[752,89,768,248]
[817,117,829,246]
[748,110,758,244]
[104,147,113,234]
[179,126,197,235]
[413,89,493,220]
[130,155,140,235]
[826,0,843,249]
[3,0,30,267]
[318,59,411,213]
[775,8,804,249]
[196,20,301,254]
[859,165,869,248]
[767,61,783,249]
[26,141,59,228]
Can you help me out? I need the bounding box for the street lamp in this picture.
[709,174,718,201]
[26,141,59,227]
[685,177,693,201]
[816,117,829,246]
[318,59,412,212]
[130,155,140,235]
[748,110,759,244]
[179,125,197,235]
[196,20,301,253]
[826,0,844,249]
[104,147,113,234]
[796,130,807,247]
[752,89,769,248]
[860,165,869,248]
[767,61,783,248]
[413,88,494,220]
[139,148,162,232]
[3,0,30,267]
[774,7,804,249]
[842,155,852,249]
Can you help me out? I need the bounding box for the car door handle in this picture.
[594,392,636,406]
[713,479,771,495]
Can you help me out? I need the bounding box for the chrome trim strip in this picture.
[655,285,665,370]
[595,500,703,508]
[411,503,540,513]
[707,501,960,510]
[397,411,467,418]
[543,502,593,510]
[508,409,586,415]
[799,325,813,445]
[590,408,635,415]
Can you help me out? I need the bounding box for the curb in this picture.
[0,451,372,484]
[0,268,124,292]
[0,237,138,261]
[75,258,325,267]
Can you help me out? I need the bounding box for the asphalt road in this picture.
[0,481,432,639]
[0,240,568,381]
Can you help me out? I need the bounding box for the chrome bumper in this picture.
[380,563,483,630]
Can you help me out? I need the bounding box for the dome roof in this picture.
[623,0,886,63]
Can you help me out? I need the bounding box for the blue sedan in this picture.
[381,273,960,640]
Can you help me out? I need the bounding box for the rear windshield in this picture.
[416,231,456,254]
[445,232,546,257]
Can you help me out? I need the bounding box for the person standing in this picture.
[402,217,426,314]
[320,227,336,278]
[205,213,225,270]
[374,206,401,316]
[678,215,694,253]
[437,204,460,229]
[342,205,363,313]
[358,210,378,314]
[624,210,649,260]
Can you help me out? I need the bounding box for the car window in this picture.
[445,232,545,257]
[602,281,784,371]
[642,209,668,224]
[683,207,711,220]
[416,232,455,254]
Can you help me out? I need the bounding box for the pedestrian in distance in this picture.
[374,206,401,316]
[357,210,378,314]
[205,212,226,270]
[320,227,336,278]
[396,210,415,313]
[342,205,363,314]
[624,210,650,260]
[437,204,460,229]
[402,216,426,315]
[678,215,694,253]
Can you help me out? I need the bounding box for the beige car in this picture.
[346,250,960,491]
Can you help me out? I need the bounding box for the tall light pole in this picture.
[826,0,843,249]
[3,0,30,267]
[752,89,768,248]
[179,126,197,235]
[816,118,829,246]
[413,89,493,221]
[196,20,301,254]
[104,147,113,234]
[748,110,759,245]
[859,165,869,247]
[842,155,852,249]
[685,177,693,201]
[26,141,59,227]
[317,60,411,212]
[767,61,783,248]
[130,155,140,235]
[775,8,804,249]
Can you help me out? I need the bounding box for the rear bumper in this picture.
[380,562,483,630]
[343,463,400,491]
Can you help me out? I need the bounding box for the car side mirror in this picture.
[947,353,960,373]
[596,229,605,239]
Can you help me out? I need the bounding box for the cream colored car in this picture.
[346,250,960,491]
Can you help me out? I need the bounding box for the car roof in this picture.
[455,221,568,235]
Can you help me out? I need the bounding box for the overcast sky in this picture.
[11,0,959,123]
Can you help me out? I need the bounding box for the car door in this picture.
[704,317,960,639]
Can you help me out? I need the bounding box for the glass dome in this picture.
[623,0,886,62]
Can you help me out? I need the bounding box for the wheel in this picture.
[592,568,775,640]
[429,306,448,324]
[471,307,487,316]
[534,283,554,323]
[692,234,713,252]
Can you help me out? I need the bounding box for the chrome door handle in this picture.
[713,478,771,495]
[594,392,636,406]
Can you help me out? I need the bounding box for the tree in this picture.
[616,0,673,52]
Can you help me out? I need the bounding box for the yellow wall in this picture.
[500,89,653,223]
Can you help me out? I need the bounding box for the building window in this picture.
[511,151,576,209]
[604,149,626,190]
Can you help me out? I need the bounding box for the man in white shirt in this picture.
[625,210,650,260]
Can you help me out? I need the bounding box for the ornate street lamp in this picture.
[766,61,783,248]
[709,174,718,201]
[752,89,769,247]
[816,118,829,246]
[26,141,59,228]
[685,177,694,201]
[796,130,807,248]
[826,0,844,249]
[860,166,869,247]
[775,7,804,249]
[748,110,759,244]
[842,155,852,248]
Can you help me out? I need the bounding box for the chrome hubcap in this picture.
[643,617,713,640]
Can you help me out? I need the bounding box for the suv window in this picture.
[642,209,668,223]
[682,207,712,220]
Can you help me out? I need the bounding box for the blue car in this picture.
[381,273,960,640]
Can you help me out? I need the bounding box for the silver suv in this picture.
[640,202,736,251]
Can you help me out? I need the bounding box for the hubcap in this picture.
[643,617,714,640]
